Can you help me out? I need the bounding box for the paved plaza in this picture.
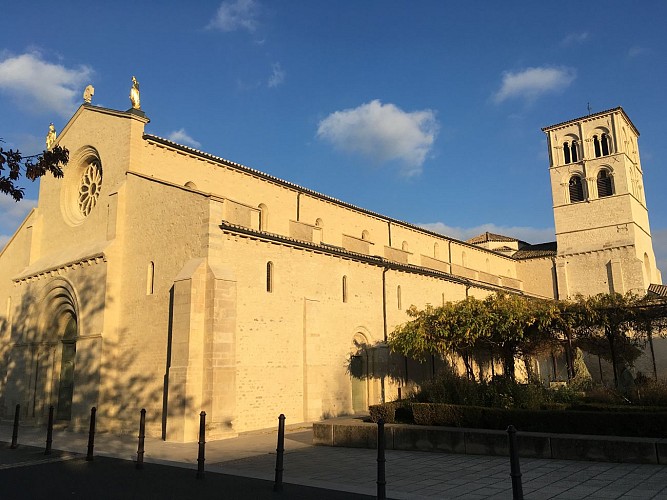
[2,421,667,499]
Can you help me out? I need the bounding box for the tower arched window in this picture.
[434,242,440,259]
[601,133,610,156]
[597,169,614,197]
[266,261,274,293]
[569,175,585,203]
[342,275,348,303]
[563,142,571,164]
[361,230,370,241]
[593,135,601,158]
[402,241,409,252]
[571,141,579,162]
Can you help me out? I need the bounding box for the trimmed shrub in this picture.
[371,402,667,438]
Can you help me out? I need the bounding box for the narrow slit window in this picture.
[397,286,402,310]
[147,261,155,295]
[342,276,348,303]
[266,261,274,293]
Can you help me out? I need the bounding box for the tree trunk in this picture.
[607,327,619,388]
[462,352,476,382]
[503,349,516,382]
[565,330,575,380]
[523,356,535,383]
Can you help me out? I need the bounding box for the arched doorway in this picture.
[56,313,77,420]
[36,278,80,422]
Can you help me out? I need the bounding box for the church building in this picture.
[0,92,660,441]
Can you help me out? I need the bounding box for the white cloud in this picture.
[208,0,259,32]
[561,32,589,46]
[167,129,202,148]
[0,197,37,250]
[628,46,649,58]
[317,100,438,176]
[493,66,576,103]
[0,52,92,118]
[268,62,285,88]
[419,222,555,245]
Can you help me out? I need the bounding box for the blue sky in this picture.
[2,1,667,277]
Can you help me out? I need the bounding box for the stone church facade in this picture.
[0,103,660,441]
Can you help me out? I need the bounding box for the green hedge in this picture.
[369,402,667,438]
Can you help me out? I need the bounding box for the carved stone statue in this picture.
[129,76,141,109]
[46,123,57,150]
[83,84,95,104]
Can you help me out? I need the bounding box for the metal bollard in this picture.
[507,425,524,500]
[10,404,20,449]
[45,406,54,455]
[86,407,97,461]
[196,411,206,479]
[136,409,146,470]
[377,419,386,500]
[273,414,286,492]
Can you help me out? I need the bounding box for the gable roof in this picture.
[513,242,557,260]
[467,232,523,245]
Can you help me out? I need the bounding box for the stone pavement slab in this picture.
[2,422,667,499]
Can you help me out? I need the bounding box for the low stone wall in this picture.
[313,418,667,464]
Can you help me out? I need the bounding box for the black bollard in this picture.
[10,404,20,449]
[45,406,54,455]
[86,407,97,461]
[196,411,206,479]
[377,419,386,500]
[136,408,146,470]
[507,425,524,500]
[273,414,286,492]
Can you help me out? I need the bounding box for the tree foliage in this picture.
[0,144,69,201]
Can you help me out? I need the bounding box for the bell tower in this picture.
[543,107,661,298]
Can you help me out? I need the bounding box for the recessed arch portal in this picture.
[37,278,80,421]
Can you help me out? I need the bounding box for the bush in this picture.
[411,370,580,410]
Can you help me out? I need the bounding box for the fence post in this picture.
[273,414,286,492]
[10,404,20,449]
[9,404,21,450]
[377,419,386,500]
[86,407,97,461]
[44,405,54,455]
[196,411,206,479]
[136,409,146,469]
[507,425,524,500]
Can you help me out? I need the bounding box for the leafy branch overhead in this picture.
[0,145,69,201]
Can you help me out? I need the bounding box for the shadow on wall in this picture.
[346,339,452,398]
[0,273,189,439]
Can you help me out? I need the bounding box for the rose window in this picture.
[78,161,102,216]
